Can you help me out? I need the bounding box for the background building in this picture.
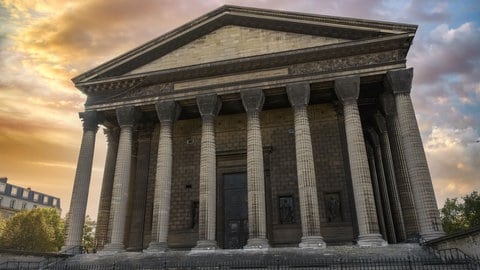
[0,177,62,219]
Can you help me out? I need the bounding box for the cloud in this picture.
[425,126,480,206]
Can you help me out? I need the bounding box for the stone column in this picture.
[95,126,119,250]
[63,111,98,254]
[241,89,269,249]
[386,68,445,241]
[194,94,222,250]
[367,129,396,243]
[334,76,386,247]
[103,106,136,252]
[146,101,181,252]
[127,125,153,251]
[366,143,387,240]
[374,113,407,242]
[379,93,419,239]
[286,83,326,248]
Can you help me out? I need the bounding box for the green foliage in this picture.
[0,207,64,252]
[82,215,96,252]
[441,191,480,234]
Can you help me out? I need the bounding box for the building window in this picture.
[22,189,29,199]
[43,196,49,204]
[278,195,295,224]
[191,201,199,229]
[0,183,5,193]
[11,187,17,196]
[10,199,15,208]
[33,193,39,202]
[52,198,58,206]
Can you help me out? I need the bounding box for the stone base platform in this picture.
[63,244,439,268]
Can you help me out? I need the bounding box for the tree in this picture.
[0,207,65,252]
[441,191,480,234]
[82,215,96,253]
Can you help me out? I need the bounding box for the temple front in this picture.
[63,6,444,254]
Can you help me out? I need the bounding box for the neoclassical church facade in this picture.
[63,6,444,253]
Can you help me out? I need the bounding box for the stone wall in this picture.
[127,103,354,249]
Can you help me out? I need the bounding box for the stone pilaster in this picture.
[103,106,136,252]
[146,101,181,252]
[379,92,419,239]
[367,128,396,243]
[95,126,119,250]
[366,143,387,240]
[334,76,386,247]
[374,113,407,242]
[286,83,325,248]
[63,111,98,254]
[127,125,153,251]
[194,94,221,251]
[241,89,269,249]
[386,68,445,241]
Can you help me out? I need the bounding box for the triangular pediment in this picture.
[73,5,416,87]
[126,25,348,75]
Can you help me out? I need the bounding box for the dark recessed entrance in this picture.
[223,172,248,249]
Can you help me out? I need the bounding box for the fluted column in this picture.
[95,126,119,250]
[146,101,181,252]
[335,76,386,247]
[366,143,387,240]
[241,89,269,249]
[386,68,445,241]
[127,125,153,251]
[63,111,98,254]
[194,94,222,250]
[367,129,396,243]
[286,83,326,248]
[380,93,419,239]
[374,113,407,242]
[103,106,136,252]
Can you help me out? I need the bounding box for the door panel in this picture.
[223,172,248,249]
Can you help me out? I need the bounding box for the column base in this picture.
[60,245,83,255]
[144,241,168,253]
[192,240,218,251]
[244,238,269,249]
[299,236,326,249]
[101,242,125,253]
[357,234,388,247]
[421,230,445,242]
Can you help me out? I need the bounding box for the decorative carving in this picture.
[289,50,402,76]
[85,82,173,105]
[325,192,342,222]
[279,196,295,224]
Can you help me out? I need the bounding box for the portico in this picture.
[63,6,444,254]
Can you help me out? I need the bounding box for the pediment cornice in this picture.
[72,5,417,86]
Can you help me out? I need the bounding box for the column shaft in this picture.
[241,89,269,249]
[63,111,98,254]
[375,114,407,242]
[286,83,325,248]
[387,69,444,241]
[95,127,119,250]
[381,93,419,239]
[147,101,180,252]
[335,77,386,247]
[127,127,152,251]
[104,107,136,252]
[366,144,387,240]
[195,94,221,250]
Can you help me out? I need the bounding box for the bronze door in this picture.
[223,172,248,249]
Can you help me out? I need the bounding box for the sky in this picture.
[0,0,479,219]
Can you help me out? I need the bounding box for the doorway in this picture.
[223,172,248,249]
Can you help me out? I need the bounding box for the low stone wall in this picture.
[426,226,480,258]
